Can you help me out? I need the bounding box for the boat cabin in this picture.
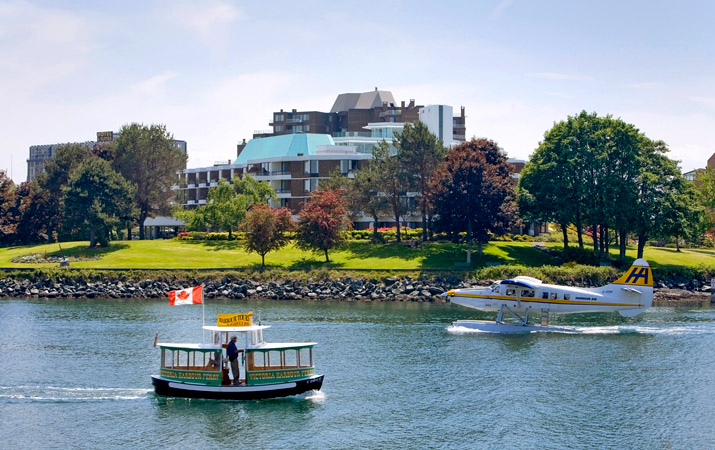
[156,312,317,387]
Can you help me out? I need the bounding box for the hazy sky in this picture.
[2,0,713,183]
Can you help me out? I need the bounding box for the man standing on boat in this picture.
[227,336,242,385]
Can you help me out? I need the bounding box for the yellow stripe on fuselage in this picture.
[450,293,644,308]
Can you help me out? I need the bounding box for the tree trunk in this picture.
[393,199,402,243]
[127,224,132,241]
[371,214,379,242]
[324,248,330,262]
[637,233,646,258]
[619,229,627,262]
[138,211,148,240]
[466,220,472,264]
[591,223,598,254]
[421,202,428,242]
[576,211,584,249]
[561,223,569,250]
[89,228,96,248]
[261,253,265,266]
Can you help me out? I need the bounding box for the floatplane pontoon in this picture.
[444,259,654,333]
[151,312,323,400]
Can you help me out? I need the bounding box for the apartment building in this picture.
[177,133,372,223]
[248,88,466,151]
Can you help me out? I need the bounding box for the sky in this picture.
[1,0,714,184]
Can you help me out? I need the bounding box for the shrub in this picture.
[560,247,601,266]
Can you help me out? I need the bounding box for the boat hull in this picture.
[151,374,324,400]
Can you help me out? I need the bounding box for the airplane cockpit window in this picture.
[491,283,500,293]
[522,290,535,297]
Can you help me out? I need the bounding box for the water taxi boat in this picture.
[151,312,324,400]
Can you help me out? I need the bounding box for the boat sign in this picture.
[218,312,253,327]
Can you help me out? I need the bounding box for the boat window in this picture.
[284,350,298,368]
[522,290,534,298]
[550,292,558,300]
[541,292,549,299]
[298,348,313,368]
[563,294,571,300]
[506,288,515,296]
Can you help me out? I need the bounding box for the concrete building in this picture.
[26,130,187,182]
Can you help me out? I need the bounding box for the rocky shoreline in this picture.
[0,275,712,306]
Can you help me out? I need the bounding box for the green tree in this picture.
[15,181,55,244]
[394,122,447,241]
[370,141,409,242]
[295,189,351,262]
[234,174,277,205]
[696,167,715,242]
[63,158,136,247]
[431,138,516,263]
[630,139,689,258]
[112,123,187,240]
[36,143,91,241]
[0,170,19,245]
[203,179,246,240]
[242,203,295,266]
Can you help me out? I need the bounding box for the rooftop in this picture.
[234,133,337,165]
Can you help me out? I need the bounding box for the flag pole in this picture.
[201,283,206,342]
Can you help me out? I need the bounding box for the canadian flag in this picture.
[168,286,203,305]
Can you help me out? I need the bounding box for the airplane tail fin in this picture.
[607,259,653,317]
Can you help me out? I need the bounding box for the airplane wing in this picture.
[500,279,536,289]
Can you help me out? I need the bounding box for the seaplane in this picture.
[444,259,653,333]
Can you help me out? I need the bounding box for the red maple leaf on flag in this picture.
[177,290,190,300]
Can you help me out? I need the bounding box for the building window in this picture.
[304,179,318,192]
[304,160,318,175]
[274,125,284,132]
[275,114,284,122]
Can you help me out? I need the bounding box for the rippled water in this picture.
[1,298,714,449]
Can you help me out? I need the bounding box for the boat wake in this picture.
[302,389,326,403]
[447,323,715,335]
[0,385,152,403]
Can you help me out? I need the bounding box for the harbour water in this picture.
[1,297,714,449]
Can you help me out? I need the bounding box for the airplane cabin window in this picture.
[550,293,558,299]
[522,290,535,297]
[506,289,515,296]
[563,294,571,300]
[541,292,549,299]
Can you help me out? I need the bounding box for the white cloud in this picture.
[490,0,514,20]
[130,72,178,97]
[527,72,595,82]
[165,1,242,47]
[687,96,715,108]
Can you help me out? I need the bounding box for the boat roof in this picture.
[157,342,223,351]
[249,342,317,350]
[202,325,270,332]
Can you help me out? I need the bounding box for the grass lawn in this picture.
[0,239,712,271]
[0,240,558,270]
[543,242,715,270]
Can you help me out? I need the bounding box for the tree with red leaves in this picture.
[295,189,352,262]
[430,138,516,263]
[242,203,295,266]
